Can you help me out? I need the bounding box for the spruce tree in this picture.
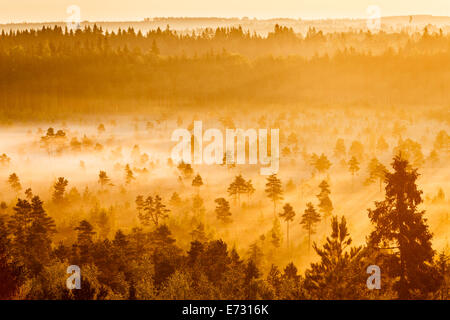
[300,202,321,253]
[368,155,441,299]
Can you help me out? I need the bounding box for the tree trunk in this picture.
[308,229,311,254]
[286,221,289,250]
[273,200,276,218]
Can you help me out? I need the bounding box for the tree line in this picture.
[1,25,450,120]
[0,155,448,299]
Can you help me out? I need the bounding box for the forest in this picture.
[0,25,449,120]
[0,24,449,300]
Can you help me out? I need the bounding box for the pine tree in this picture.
[348,156,360,188]
[177,161,193,179]
[279,203,295,249]
[334,138,346,158]
[52,177,68,204]
[314,153,332,174]
[300,202,321,253]
[304,216,363,299]
[124,164,135,184]
[0,213,18,299]
[365,158,387,191]
[317,180,333,220]
[139,195,170,227]
[245,179,256,202]
[266,217,280,248]
[8,173,21,193]
[135,195,144,216]
[265,174,283,217]
[8,196,56,275]
[74,220,96,265]
[436,249,448,300]
[25,188,33,200]
[227,174,248,207]
[98,170,112,189]
[192,174,203,195]
[169,192,182,207]
[368,155,441,299]
[215,198,232,223]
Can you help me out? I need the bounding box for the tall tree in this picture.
[265,174,284,217]
[169,192,182,207]
[139,195,170,227]
[177,162,193,179]
[8,173,22,193]
[192,174,203,195]
[368,155,441,299]
[348,156,360,188]
[215,198,232,223]
[227,174,247,207]
[25,188,33,200]
[52,177,68,204]
[135,195,144,216]
[98,170,112,189]
[365,157,387,191]
[124,164,135,184]
[300,202,321,253]
[0,214,19,299]
[304,216,363,299]
[245,179,256,202]
[74,220,96,265]
[317,180,333,220]
[279,203,296,249]
[8,196,56,275]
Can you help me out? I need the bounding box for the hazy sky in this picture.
[1,0,450,23]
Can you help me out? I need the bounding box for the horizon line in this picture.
[2,14,450,25]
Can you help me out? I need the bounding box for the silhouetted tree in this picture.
[8,196,56,275]
[227,174,247,206]
[314,153,331,174]
[304,216,363,299]
[74,220,96,265]
[348,156,360,188]
[368,155,441,299]
[52,177,68,204]
[124,164,135,184]
[8,173,21,193]
[139,195,170,227]
[265,174,284,217]
[279,203,295,249]
[365,157,387,191]
[25,188,33,200]
[317,180,333,220]
[215,198,232,223]
[245,179,256,202]
[300,202,321,253]
[98,170,112,189]
[192,174,203,195]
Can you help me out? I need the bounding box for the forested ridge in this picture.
[0,25,450,120]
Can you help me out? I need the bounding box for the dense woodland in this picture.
[0,156,448,299]
[0,24,449,300]
[0,25,450,120]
